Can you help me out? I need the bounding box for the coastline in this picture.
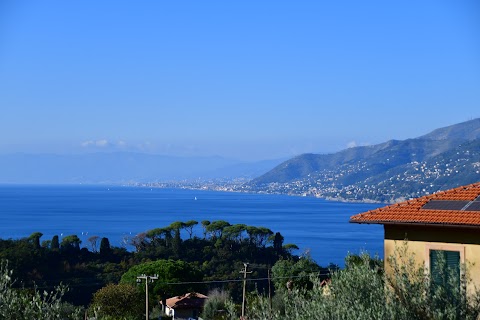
[128,181,389,204]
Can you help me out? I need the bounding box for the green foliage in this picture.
[29,232,43,249]
[0,220,295,311]
[248,247,480,320]
[206,220,231,239]
[282,243,299,254]
[271,256,323,293]
[184,220,198,239]
[172,229,182,258]
[99,237,112,256]
[120,259,202,298]
[51,235,60,250]
[90,283,144,320]
[201,220,211,239]
[201,289,237,320]
[222,224,247,242]
[169,221,185,231]
[272,232,284,255]
[246,226,273,247]
[0,260,83,319]
[61,235,81,252]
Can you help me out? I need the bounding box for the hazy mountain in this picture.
[200,157,287,179]
[419,118,480,141]
[0,152,282,184]
[246,118,480,202]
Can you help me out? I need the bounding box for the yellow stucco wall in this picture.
[384,225,480,294]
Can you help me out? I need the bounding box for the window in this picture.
[429,249,461,297]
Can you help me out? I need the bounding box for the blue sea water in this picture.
[0,185,384,266]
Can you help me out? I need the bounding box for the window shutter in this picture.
[430,250,460,291]
[445,251,460,270]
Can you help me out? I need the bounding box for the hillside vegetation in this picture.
[0,220,304,312]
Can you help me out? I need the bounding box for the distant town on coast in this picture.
[132,119,480,203]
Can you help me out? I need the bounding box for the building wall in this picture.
[165,307,200,320]
[384,225,480,294]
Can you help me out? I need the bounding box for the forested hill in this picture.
[245,118,480,203]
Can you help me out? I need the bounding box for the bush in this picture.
[201,289,237,320]
[90,283,144,320]
[247,246,480,320]
[0,260,83,319]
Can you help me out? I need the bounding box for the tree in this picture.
[61,235,81,253]
[272,232,284,256]
[271,256,321,293]
[146,227,173,247]
[121,259,203,298]
[90,283,143,320]
[246,226,273,247]
[172,228,182,258]
[206,220,231,239]
[201,220,211,239]
[99,237,112,256]
[145,227,163,241]
[51,235,60,251]
[184,220,198,239]
[87,235,100,253]
[169,221,186,232]
[282,243,299,255]
[0,260,83,319]
[201,289,236,320]
[28,232,43,250]
[223,224,247,243]
[130,232,147,252]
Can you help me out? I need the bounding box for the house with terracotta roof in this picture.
[350,182,480,293]
[161,292,208,320]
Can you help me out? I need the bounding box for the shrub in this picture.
[0,260,83,319]
[247,246,480,320]
[90,283,144,320]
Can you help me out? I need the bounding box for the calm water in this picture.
[0,185,383,266]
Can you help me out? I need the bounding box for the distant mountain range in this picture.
[245,118,480,202]
[0,152,285,184]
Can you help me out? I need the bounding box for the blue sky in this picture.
[1,1,479,161]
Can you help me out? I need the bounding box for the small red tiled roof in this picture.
[350,183,480,227]
[162,292,208,309]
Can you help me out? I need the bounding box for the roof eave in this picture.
[349,220,480,229]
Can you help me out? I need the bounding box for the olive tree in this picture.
[0,260,82,319]
[90,283,143,320]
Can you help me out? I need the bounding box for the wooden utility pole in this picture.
[268,267,272,318]
[240,263,252,318]
[137,274,158,320]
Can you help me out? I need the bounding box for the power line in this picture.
[160,272,331,285]
[18,272,331,289]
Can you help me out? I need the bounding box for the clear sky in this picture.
[1,1,479,161]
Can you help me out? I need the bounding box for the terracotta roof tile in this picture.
[162,292,208,309]
[350,182,480,227]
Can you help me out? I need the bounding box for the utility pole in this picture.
[239,263,252,319]
[137,274,158,320]
[268,267,272,318]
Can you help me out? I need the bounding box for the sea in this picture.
[0,185,384,266]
